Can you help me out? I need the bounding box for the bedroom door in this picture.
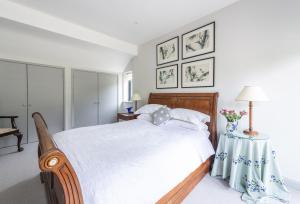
[27,65,64,142]
[0,60,28,148]
[98,73,118,124]
[72,70,98,128]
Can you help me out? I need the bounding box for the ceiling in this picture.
[0,18,132,73]
[9,0,239,45]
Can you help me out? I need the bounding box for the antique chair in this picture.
[0,116,24,152]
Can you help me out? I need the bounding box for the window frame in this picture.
[122,71,133,102]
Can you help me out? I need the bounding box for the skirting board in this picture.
[284,177,300,191]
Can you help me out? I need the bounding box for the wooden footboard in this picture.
[33,112,83,204]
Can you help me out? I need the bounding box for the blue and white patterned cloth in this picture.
[211,132,289,203]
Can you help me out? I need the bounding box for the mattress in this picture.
[53,119,215,204]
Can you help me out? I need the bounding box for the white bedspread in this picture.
[53,119,215,204]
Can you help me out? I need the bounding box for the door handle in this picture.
[28,104,32,107]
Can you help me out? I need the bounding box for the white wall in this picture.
[129,0,300,184]
[0,18,134,129]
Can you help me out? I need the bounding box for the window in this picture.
[123,71,133,102]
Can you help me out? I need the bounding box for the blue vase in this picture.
[126,107,133,113]
[226,120,238,133]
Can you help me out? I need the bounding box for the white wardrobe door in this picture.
[72,70,98,128]
[27,65,64,142]
[0,60,27,148]
[98,73,118,124]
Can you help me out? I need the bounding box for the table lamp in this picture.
[131,93,142,111]
[236,86,269,136]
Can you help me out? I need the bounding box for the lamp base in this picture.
[134,100,138,111]
[243,129,259,136]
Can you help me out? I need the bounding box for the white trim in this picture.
[0,0,138,56]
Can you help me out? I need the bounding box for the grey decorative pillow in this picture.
[152,106,171,125]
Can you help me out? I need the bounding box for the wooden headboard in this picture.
[148,92,219,150]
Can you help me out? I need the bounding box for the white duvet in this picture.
[53,119,214,204]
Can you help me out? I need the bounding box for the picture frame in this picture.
[156,64,178,89]
[181,57,215,88]
[182,22,215,60]
[156,37,179,66]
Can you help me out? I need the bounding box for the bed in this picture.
[33,92,218,204]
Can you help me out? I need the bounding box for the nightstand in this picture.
[211,131,289,203]
[117,113,140,121]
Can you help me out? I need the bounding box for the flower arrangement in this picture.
[220,109,247,122]
[220,109,247,132]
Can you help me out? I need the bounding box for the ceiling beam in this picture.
[0,0,138,55]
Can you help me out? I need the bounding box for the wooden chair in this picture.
[0,116,24,152]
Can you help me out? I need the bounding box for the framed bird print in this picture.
[182,22,215,59]
[156,64,178,89]
[156,37,179,66]
[181,57,215,88]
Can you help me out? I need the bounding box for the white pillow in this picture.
[170,108,210,126]
[135,104,164,114]
[160,119,208,131]
[136,114,152,122]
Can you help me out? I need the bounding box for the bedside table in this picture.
[211,131,289,203]
[117,113,140,121]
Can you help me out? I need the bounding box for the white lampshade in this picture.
[236,86,269,102]
[131,93,142,101]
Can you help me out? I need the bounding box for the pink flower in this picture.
[220,108,247,121]
[220,109,228,115]
[240,110,247,116]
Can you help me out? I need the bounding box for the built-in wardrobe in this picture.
[0,60,64,149]
[72,70,118,128]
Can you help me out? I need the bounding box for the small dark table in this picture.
[117,113,140,121]
[0,116,24,152]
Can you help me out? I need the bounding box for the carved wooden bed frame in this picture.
[32,92,218,204]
